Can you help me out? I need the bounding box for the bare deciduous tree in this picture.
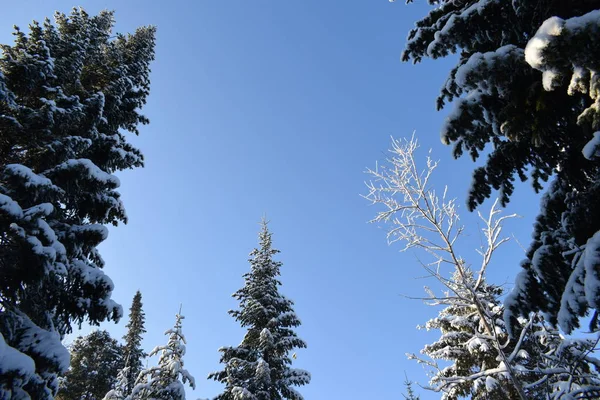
[363,136,600,399]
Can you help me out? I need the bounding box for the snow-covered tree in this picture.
[129,312,195,400]
[505,9,600,335]
[122,291,147,394]
[0,8,155,398]
[209,221,310,400]
[103,363,130,400]
[394,0,600,334]
[58,330,124,400]
[364,136,600,399]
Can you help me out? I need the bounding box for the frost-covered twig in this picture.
[364,136,526,399]
[364,136,600,399]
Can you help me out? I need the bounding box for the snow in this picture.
[568,67,588,95]
[541,70,559,91]
[554,231,600,331]
[485,376,499,392]
[53,159,120,187]
[558,255,586,333]
[424,0,501,57]
[5,164,54,188]
[530,244,551,279]
[564,9,600,33]
[516,349,529,360]
[27,234,58,261]
[39,97,67,114]
[0,193,23,218]
[524,16,565,91]
[583,231,600,309]
[524,17,563,69]
[24,203,54,218]
[0,332,35,380]
[18,320,70,373]
[131,313,195,398]
[455,45,520,93]
[70,224,110,241]
[582,131,600,160]
[255,359,271,385]
[467,337,490,353]
[525,10,600,91]
[232,387,255,400]
[70,259,115,288]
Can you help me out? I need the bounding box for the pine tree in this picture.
[209,221,311,400]
[0,8,155,398]
[58,330,125,400]
[122,291,147,394]
[394,0,600,333]
[129,312,195,400]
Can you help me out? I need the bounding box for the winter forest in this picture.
[1,1,600,399]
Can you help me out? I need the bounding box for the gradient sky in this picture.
[1,2,544,399]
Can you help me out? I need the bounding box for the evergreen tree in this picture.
[509,9,600,334]
[209,221,310,400]
[103,364,131,400]
[394,0,600,333]
[402,373,420,400]
[58,330,125,400]
[0,8,155,398]
[122,291,147,394]
[129,312,195,400]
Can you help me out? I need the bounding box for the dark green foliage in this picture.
[58,330,125,400]
[122,291,147,394]
[402,374,420,400]
[209,221,310,400]
[0,8,155,398]
[399,0,600,332]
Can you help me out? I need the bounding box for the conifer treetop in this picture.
[0,8,155,398]
[209,221,310,400]
[129,311,195,400]
[122,290,147,394]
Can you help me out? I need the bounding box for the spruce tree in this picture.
[402,374,420,400]
[395,0,600,334]
[0,8,155,398]
[209,221,310,400]
[58,330,125,400]
[129,312,195,400]
[103,364,130,400]
[122,291,147,394]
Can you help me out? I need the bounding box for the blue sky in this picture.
[1,2,544,399]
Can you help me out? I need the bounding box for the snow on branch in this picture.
[364,135,526,400]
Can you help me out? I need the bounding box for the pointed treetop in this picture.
[209,221,310,399]
[129,311,195,399]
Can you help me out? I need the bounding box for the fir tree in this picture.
[129,312,195,400]
[209,221,310,400]
[58,330,125,400]
[394,0,600,333]
[0,8,155,398]
[122,291,147,394]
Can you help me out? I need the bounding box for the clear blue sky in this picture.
[1,2,543,399]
